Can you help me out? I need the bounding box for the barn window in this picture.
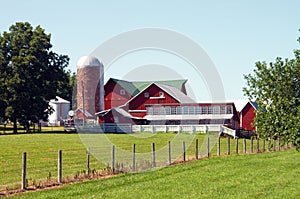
[165,106,171,115]
[201,106,208,114]
[226,106,233,114]
[183,106,189,115]
[120,89,125,95]
[177,106,182,115]
[208,106,213,114]
[147,107,153,115]
[171,106,177,115]
[153,107,159,115]
[213,106,220,114]
[114,117,119,123]
[159,92,164,97]
[220,106,226,114]
[189,106,195,115]
[144,92,149,98]
[195,106,200,114]
[159,107,165,115]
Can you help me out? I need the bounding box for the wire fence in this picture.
[0,135,293,194]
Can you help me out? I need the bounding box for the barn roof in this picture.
[155,83,196,104]
[112,107,133,118]
[223,100,257,112]
[125,82,195,105]
[96,106,142,120]
[249,101,258,109]
[109,78,187,96]
[75,108,93,118]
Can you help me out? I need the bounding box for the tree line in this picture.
[243,31,300,150]
[0,22,75,133]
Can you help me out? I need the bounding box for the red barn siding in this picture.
[128,84,179,118]
[240,103,256,131]
[104,81,132,110]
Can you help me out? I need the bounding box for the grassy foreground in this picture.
[12,149,300,199]
[0,132,265,191]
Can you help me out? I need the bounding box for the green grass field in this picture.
[0,132,286,193]
[0,125,65,134]
[11,149,300,199]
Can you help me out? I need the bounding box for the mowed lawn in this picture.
[12,149,300,199]
[0,131,288,192]
[0,132,214,189]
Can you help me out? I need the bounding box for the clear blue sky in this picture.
[1,0,300,101]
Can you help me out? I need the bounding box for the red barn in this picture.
[126,83,195,118]
[103,78,188,110]
[239,101,258,131]
[144,102,239,129]
[98,81,194,124]
[97,78,241,129]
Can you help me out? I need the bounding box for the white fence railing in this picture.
[76,124,236,137]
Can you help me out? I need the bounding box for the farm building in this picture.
[75,56,257,132]
[48,96,70,126]
[238,101,258,131]
[96,78,242,130]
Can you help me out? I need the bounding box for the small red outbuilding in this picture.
[239,101,258,131]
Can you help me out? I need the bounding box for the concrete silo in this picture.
[77,56,104,119]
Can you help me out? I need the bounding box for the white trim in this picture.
[144,92,149,98]
[125,82,156,105]
[125,82,190,105]
[120,89,126,95]
[150,96,165,99]
[128,110,147,113]
[144,114,234,120]
[154,83,183,103]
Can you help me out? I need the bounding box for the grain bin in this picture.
[48,96,70,126]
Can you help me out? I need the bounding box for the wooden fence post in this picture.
[195,139,199,159]
[58,150,62,184]
[243,138,246,154]
[183,141,186,161]
[112,145,115,173]
[22,152,27,190]
[235,138,239,154]
[262,139,265,152]
[250,137,254,153]
[207,137,210,158]
[168,141,171,164]
[152,143,156,167]
[273,139,276,151]
[268,139,271,151]
[257,138,260,153]
[278,137,281,151]
[217,136,221,156]
[86,147,90,175]
[227,137,230,155]
[132,144,136,171]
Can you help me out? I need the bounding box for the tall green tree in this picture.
[0,51,6,123]
[0,22,71,133]
[243,34,300,150]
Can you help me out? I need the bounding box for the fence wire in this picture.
[0,135,289,192]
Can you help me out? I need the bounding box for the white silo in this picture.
[48,96,70,126]
[77,56,104,118]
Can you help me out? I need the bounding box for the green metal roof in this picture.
[109,78,187,97]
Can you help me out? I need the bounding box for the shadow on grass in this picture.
[0,130,78,136]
